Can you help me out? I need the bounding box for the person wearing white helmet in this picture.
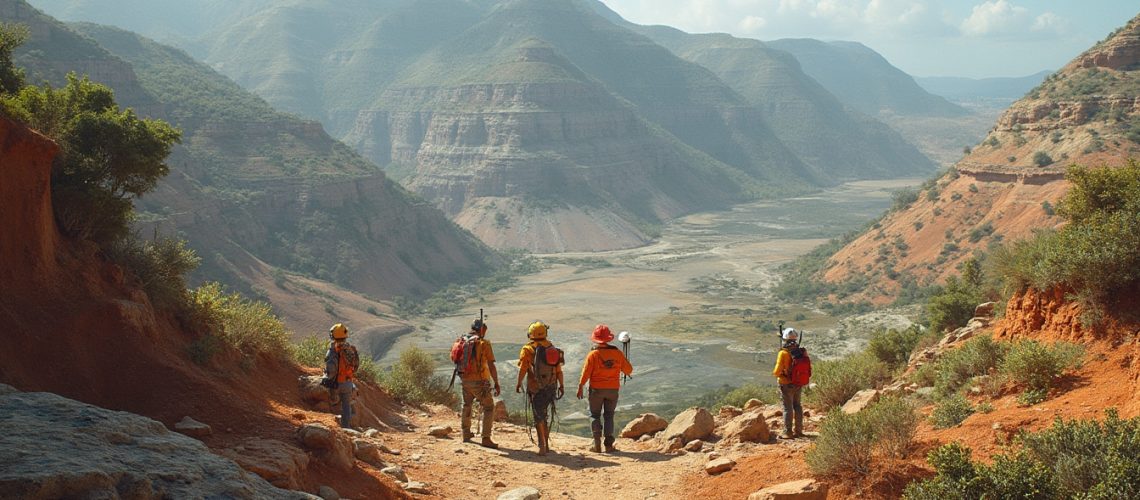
[772,326,809,439]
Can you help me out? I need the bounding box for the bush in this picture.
[926,259,987,334]
[379,347,456,407]
[293,336,327,368]
[807,397,918,476]
[107,237,200,309]
[867,325,928,369]
[906,410,1140,499]
[1001,340,1084,394]
[932,335,1008,397]
[1033,151,1055,167]
[931,393,974,428]
[804,352,892,410]
[188,282,292,361]
[0,23,27,96]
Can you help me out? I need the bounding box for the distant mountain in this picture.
[626,23,935,181]
[767,38,969,118]
[917,70,1052,105]
[818,13,1140,305]
[4,0,499,334]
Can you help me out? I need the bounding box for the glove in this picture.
[320,377,338,389]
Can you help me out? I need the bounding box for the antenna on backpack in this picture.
[618,331,631,384]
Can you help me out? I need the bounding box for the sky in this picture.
[599,0,1139,79]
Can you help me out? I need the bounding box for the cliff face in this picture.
[821,13,1140,304]
[0,117,60,288]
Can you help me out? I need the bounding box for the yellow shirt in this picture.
[773,349,792,385]
[460,337,496,382]
[518,340,563,392]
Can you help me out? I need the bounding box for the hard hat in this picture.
[617,331,631,343]
[528,321,548,340]
[781,327,799,342]
[591,324,614,344]
[330,323,348,340]
[471,318,487,335]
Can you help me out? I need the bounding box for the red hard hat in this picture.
[591,324,614,344]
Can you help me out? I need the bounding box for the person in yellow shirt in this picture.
[460,318,501,449]
[576,324,633,453]
[515,321,565,456]
[772,327,804,439]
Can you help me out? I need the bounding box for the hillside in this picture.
[819,13,1140,305]
[917,70,1052,107]
[631,24,935,180]
[4,0,501,341]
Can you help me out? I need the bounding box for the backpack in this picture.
[450,334,481,375]
[332,342,360,381]
[531,343,564,388]
[788,347,812,386]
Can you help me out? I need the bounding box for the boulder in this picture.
[620,413,668,439]
[353,439,385,467]
[0,390,316,499]
[219,438,310,490]
[404,481,430,494]
[428,425,453,438]
[721,411,770,444]
[840,389,881,414]
[684,439,705,452]
[748,479,828,500]
[498,486,541,500]
[974,302,997,318]
[296,423,355,471]
[705,457,736,475]
[298,376,332,406]
[743,399,765,410]
[317,485,339,500]
[660,407,714,446]
[494,399,509,421]
[381,465,408,483]
[173,416,212,439]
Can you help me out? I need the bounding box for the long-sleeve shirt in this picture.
[518,339,563,391]
[578,344,632,390]
[773,349,792,385]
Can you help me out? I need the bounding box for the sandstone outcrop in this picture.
[748,479,828,500]
[660,407,715,449]
[620,413,669,439]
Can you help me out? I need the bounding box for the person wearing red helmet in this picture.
[576,324,633,453]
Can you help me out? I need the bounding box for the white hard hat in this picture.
[781,328,799,341]
[617,331,631,343]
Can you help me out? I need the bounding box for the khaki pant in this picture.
[461,380,494,438]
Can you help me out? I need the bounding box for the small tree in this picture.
[1033,151,1055,167]
[0,23,27,95]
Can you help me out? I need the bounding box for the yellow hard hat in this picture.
[528,321,548,340]
[330,323,348,340]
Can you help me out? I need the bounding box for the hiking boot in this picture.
[794,430,805,438]
[462,432,475,443]
[591,435,602,453]
[480,438,499,449]
[779,432,795,439]
[604,436,616,453]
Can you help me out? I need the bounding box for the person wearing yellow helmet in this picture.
[323,323,360,428]
[516,320,565,456]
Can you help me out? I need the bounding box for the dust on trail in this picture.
[381,406,815,500]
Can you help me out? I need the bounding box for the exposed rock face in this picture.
[1068,14,1140,71]
[748,479,828,500]
[620,413,669,439]
[0,387,314,499]
[660,407,715,446]
[219,438,311,491]
[0,117,60,288]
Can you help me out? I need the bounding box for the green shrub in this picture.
[188,282,292,360]
[867,325,928,369]
[932,336,1008,397]
[926,259,987,334]
[1017,388,1048,406]
[1033,151,1055,167]
[804,352,892,410]
[379,347,457,407]
[931,393,974,428]
[107,237,200,309]
[1001,340,1084,394]
[0,23,27,96]
[293,336,327,368]
[807,397,918,476]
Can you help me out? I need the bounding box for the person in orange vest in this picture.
[459,318,501,449]
[576,324,633,453]
[515,321,565,456]
[323,323,361,428]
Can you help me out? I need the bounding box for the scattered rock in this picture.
[353,439,385,467]
[492,479,507,488]
[428,425,453,438]
[660,407,714,447]
[381,466,408,483]
[718,406,743,418]
[0,390,315,499]
[620,413,669,439]
[743,399,765,411]
[707,452,721,460]
[404,481,430,494]
[317,485,339,500]
[363,428,380,438]
[721,410,771,444]
[494,399,509,421]
[748,479,827,499]
[173,416,212,439]
[705,457,736,475]
[295,423,355,471]
[975,302,996,318]
[684,439,705,452]
[840,389,881,414]
[498,486,541,500]
[219,438,310,490]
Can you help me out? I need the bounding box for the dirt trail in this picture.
[378,406,816,499]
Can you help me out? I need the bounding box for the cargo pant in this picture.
[588,388,620,439]
[780,383,803,435]
[332,380,355,428]
[461,380,494,438]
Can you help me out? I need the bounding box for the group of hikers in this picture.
[320,316,810,456]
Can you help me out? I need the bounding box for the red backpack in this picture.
[788,347,812,386]
[449,334,480,375]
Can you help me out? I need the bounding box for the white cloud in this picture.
[1031,12,1068,35]
[739,15,768,33]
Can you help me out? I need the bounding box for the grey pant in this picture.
[588,388,619,438]
[336,380,355,428]
[780,383,803,434]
